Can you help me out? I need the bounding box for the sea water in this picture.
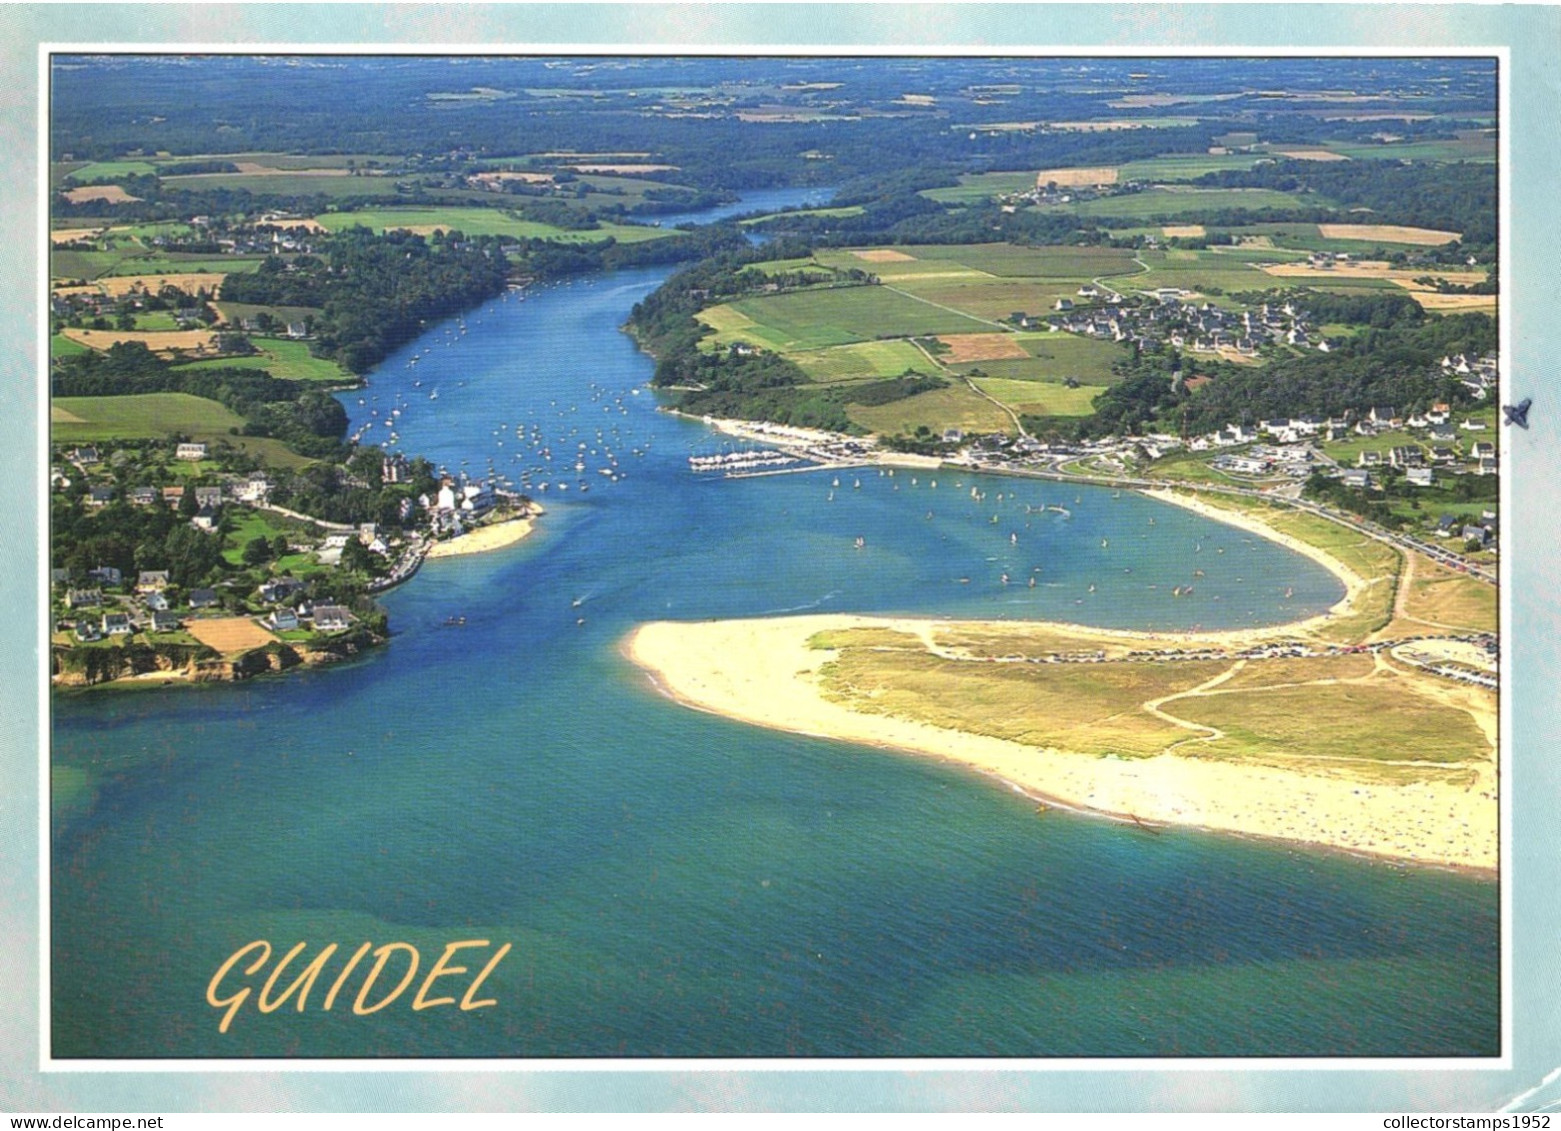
[51,198,1498,1059]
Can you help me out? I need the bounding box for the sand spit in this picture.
[624,492,1495,871]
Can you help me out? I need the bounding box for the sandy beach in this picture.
[624,493,1496,871]
[627,614,1495,870]
[424,513,536,559]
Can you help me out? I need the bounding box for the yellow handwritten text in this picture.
[206,939,511,1032]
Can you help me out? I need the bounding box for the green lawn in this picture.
[220,510,301,566]
[315,207,679,243]
[51,334,90,359]
[132,311,182,331]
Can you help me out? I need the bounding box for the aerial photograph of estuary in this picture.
[48,52,1500,1058]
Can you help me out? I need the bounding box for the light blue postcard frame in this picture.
[5,4,1557,1112]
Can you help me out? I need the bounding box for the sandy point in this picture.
[424,513,537,559]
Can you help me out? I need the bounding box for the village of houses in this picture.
[51,436,522,676]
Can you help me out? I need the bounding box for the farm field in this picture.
[52,392,245,440]
[50,248,161,282]
[788,339,931,383]
[721,286,994,351]
[846,383,1016,437]
[158,172,407,199]
[1051,186,1324,219]
[1316,223,1461,246]
[175,339,348,383]
[1128,249,1294,298]
[213,302,323,326]
[50,393,313,468]
[834,243,1142,279]
[50,334,90,359]
[61,327,219,355]
[921,172,1048,203]
[313,207,678,243]
[969,377,1099,417]
[1116,153,1265,180]
[1324,136,1495,163]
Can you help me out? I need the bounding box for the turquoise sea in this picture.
[51,196,1498,1059]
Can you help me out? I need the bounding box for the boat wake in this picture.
[759,589,842,616]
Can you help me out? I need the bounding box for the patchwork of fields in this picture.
[696,243,1170,433]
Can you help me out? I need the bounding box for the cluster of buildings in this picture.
[52,567,356,645]
[1030,292,1325,360]
[1442,353,1499,401]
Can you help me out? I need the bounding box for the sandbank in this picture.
[624,492,1496,871]
[424,513,536,559]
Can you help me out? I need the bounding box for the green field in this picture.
[921,172,1042,204]
[789,339,932,382]
[1129,248,1332,299]
[168,152,408,171]
[821,243,1141,280]
[1116,154,1265,181]
[66,160,157,182]
[846,384,1016,437]
[50,248,155,281]
[175,339,348,383]
[53,392,243,441]
[970,377,1099,417]
[51,393,312,468]
[1213,222,1461,255]
[1054,187,1323,220]
[315,207,678,243]
[720,286,994,351]
[51,334,90,359]
[1323,137,1495,163]
[213,302,323,326]
[158,172,410,199]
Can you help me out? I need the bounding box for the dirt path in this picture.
[1140,659,1246,747]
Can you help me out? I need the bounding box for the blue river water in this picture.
[50,192,1498,1059]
